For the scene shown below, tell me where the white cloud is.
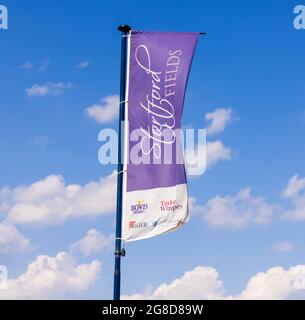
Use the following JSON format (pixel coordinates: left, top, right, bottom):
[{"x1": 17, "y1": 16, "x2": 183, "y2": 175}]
[
  {"x1": 38, "y1": 59, "x2": 50, "y2": 72},
  {"x1": 76, "y1": 61, "x2": 90, "y2": 69},
  {"x1": 283, "y1": 200, "x2": 305, "y2": 221},
  {"x1": 1, "y1": 174, "x2": 116, "y2": 226},
  {"x1": 185, "y1": 107, "x2": 233, "y2": 175},
  {"x1": 282, "y1": 175, "x2": 305, "y2": 221},
  {"x1": 206, "y1": 108, "x2": 233, "y2": 135},
  {"x1": 282, "y1": 175, "x2": 305, "y2": 199},
  {"x1": 193, "y1": 188, "x2": 275, "y2": 229},
  {"x1": 0, "y1": 251, "x2": 101, "y2": 299},
  {"x1": 185, "y1": 140, "x2": 231, "y2": 176},
  {"x1": 71, "y1": 229, "x2": 113, "y2": 256},
  {"x1": 188, "y1": 196, "x2": 201, "y2": 213},
  {"x1": 237, "y1": 265, "x2": 305, "y2": 299},
  {"x1": 206, "y1": 140, "x2": 232, "y2": 168},
  {"x1": 20, "y1": 60, "x2": 50, "y2": 72},
  {"x1": 20, "y1": 61, "x2": 34, "y2": 70},
  {"x1": 0, "y1": 187, "x2": 10, "y2": 212},
  {"x1": 123, "y1": 266, "x2": 226, "y2": 300},
  {"x1": 86, "y1": 95, "x2": 120, "y2": 123},
  {"x1": 272, "y1": 241, "x2": 293, "y2": 253},
  {"x1": 0, "y1": 223, "x2": 30, "y2": 254},
  {"x1": 26, "y1": 84, "x2": 48, "y2": 96},
  {"x1": 123, "y1": 264, "x2": 305, "y2": 300},
  {"x1": 26, "y1": 82, "x2": 73, "y2": 97}
]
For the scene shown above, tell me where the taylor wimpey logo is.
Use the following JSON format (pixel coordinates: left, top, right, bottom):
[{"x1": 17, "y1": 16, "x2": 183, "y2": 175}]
[
  {"x1": 135, "y1": 45, "x2": 182, "y2": 159},
  {"x1": 131, "y1": 200, "x2": 149, "y2": 214},
  {"x1": 129, "y1": 221, "x2": 148, "y2": 229},
  {"x1": 294, "y1": 5, "x2": 305, "y2": 29},
  {"x1": 0, "y1": 4, "x2": 8, "y2": 30},
  {"x1": 160, "y1": 199, "x2": 183, "y2": 212}
]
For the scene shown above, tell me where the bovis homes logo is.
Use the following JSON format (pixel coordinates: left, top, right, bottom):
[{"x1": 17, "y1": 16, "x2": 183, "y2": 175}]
[
  {"x1": 0, "y1": 5, "x2": 8, "y2": 30},
  {"x1": 131, "y1": 200, "x2": 149, "y2": 214}
]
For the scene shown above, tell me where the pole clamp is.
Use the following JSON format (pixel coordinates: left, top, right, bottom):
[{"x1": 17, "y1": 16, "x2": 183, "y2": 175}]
[
  {"x1": 114, "y1": 248, "x2": 126, "y2": 257},
  {"x1": 114, "y1": 238, "x2": 126, "y2": 257}
]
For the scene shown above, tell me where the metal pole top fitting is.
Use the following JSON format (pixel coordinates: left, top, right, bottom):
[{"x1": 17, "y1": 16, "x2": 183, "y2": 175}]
[{"x1": 118, "y1": 25, "x2": 132, "y2": 33}]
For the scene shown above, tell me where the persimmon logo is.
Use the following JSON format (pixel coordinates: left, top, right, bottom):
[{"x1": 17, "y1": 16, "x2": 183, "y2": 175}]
[
  {"x1": 0, "y1": 5, "x2": 8, "y2": 30},
  {"x1": 294, "y1": 5, "x2": 305, "y2": 29}
]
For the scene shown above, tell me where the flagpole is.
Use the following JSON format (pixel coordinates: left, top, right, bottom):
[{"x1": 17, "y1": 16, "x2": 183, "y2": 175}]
[{"x1": 113, "y1": 24, "x2": 131, "y2": 301}]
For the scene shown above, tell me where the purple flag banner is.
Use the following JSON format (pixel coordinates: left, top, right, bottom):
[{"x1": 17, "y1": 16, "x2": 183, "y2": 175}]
[{"x1": 122, "y1": 31, "x2": 199, "y2": 242}]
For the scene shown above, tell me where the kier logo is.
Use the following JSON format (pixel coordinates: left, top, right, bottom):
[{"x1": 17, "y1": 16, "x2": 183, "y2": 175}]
[
  {"x1": 129, "y1": 221, "x2": 136, "y2": 229},
  {"x1": 129, "y1": 221, "x2": 148, "y2": 229}
]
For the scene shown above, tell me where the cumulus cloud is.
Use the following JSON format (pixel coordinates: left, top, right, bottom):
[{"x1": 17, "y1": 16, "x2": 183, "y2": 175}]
[
  {"x1": 123, "y1": 266, "x2": 226, "y2": 300},
  {"x1": 71, "y1": 229, "x2": 113, "y2": 256},
  {"x1": 0, "y1": 223, "x2": 31, "y2": 254},
  {"x1": 1, "y1": 174, "x2": 116, "y2": 226},
  {"x1": 272, "y1": 241, "x2": 293, "y2": 253},
  {"x1": 206, "y1": 141, "x2": 232, "y2": 168},
  {"x1": 282, "y1": 175, "x2": 305, "y2": 221},
  {"x1": 123, "y1": 264, "x2": 305, "y2": 300},
  {"x1": 206, "y1": 108, "x2": 233, "y2": 135},
  {"x1": 0, "y1": 251, "x2": 101, "y2": 299},
  {"x1": 185, "y1": 108, "x2": 234, "y2": 175},
  {"x1": 86, "y1": 95, "x2": 119, "y2": 123},
  {"x1": 0, "y1": 187, "x2": 10, "y2": 212},
  {"x1": 185, "y1": 139, "x2": 231, "y2": 176},
  {"x1": 192, "y1": 188, "x2": 275, "y2": 229},
  {"x1": 26, "y1": 82, "x2": 73, "y2": 97},
  {"x1": 282, "y1": 175, "x2": 305, "y2": 199},
  {"x1": 237, "y1": 265, "x2": 305, "y2": 299},
  {"x1": 76, "y1": 61, "x2": 90, "y2": 69}
]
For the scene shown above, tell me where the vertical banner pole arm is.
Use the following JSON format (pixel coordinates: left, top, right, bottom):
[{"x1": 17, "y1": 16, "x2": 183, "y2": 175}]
[{"x1": 113, "y1": 24, "x2": 131, "y2": 301}]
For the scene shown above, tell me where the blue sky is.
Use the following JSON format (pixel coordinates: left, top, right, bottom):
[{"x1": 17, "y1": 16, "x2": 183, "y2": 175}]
[{"x1": 1, "y1": 0, "x2": 305, "y2": 299}]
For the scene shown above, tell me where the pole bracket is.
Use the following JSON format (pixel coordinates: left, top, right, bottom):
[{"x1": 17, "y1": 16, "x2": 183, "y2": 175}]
[
  {"x1": 114, "y1": 248, "x2": 126, "y2": 257},
  {"x1": 114, "y1": 238, "x2": 126, "y2": 257}
]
